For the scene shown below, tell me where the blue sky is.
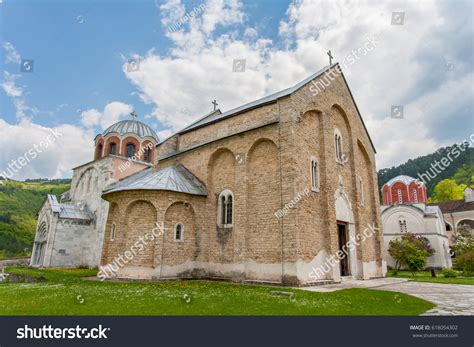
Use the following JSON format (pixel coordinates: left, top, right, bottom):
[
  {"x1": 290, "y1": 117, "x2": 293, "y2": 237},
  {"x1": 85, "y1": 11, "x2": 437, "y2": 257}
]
[{"x1": 0, "y1": 0, "x2": 473, "y2": 179}]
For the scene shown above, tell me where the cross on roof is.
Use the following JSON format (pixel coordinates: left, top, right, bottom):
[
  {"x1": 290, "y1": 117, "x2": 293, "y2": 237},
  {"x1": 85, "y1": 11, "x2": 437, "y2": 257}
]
[
  {"x1": 212, "y1": 100, "x2": 218, "y2": 111},
  {"x1": 327, "y1": 50, "x2": 333, "y2": 65},
  {"x1": 130, "y1": 111, "x2": 137, "y2": 120}
]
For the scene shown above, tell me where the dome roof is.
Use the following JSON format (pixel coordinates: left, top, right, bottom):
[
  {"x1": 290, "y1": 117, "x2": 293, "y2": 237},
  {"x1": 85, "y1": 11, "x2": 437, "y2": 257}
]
[
  {"x1": 385, "y1": 175, "x2": 418, "y2": 186},
  {"x1": 102, "y1": 120, "x2": 159, "y2": 142}
]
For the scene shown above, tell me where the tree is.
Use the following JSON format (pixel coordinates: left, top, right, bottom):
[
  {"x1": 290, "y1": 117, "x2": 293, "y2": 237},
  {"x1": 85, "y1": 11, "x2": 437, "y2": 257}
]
[
  {"x1": 388, "y1": 232, "x2": 435, "y2": 275},
  {"x1": 431, "y1": 179, "x2": 467, "y2": 202},
  {"x1": 452, "y1": 226, "x2": 474, "y2": 275},
  {"x1": 453, "y1": 164, "x2": 474, "y2": 187}
]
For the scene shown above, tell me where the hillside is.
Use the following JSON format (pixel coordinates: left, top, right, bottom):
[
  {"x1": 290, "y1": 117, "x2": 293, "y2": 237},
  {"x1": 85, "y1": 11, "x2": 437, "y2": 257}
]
[
  {"x1": 0, "y1": 180, "x2": 70, "y2": 259},
  {"x1": 377, "y1": 144, "x2": 473, "y2": 194}
]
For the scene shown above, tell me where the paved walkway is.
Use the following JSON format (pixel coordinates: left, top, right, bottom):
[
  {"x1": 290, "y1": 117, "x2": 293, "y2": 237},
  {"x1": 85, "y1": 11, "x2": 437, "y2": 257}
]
[{"x1": 301, "y1": 278, "x2": 474, "y2": 315}]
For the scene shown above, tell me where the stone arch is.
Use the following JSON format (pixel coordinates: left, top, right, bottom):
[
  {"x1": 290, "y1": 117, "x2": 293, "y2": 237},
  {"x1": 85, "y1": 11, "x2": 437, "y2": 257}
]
[
  {"x1": 456, "y1": 219, "x2": 474, "y2": 230},
  {"x1": 95, "y1": 138, "x2": 104, "y2": 160},
  {"x1": 161, "y1": 201, "x2": 197, "y2": 268},
  {"x1": 105, "y1": 136, "x2": 121, "y2": 156},
  {"x1": 32, "y1": 221, "x2": 48, "y2": 266},
  {"x1": 141, "y1": 140, "x2": 154, "y2": 162},
  {"x1": 122, "y1": 136, "x2": 140, "y2": 159},
  {"x1": 207, "y1": 148, "x2": 236, "y2": 263},
  {"x1": 124, "y1": 200, "x2": 157, "y2": 267},
  {"x1": 246, "y1": 138, "x2": 281, "y2": 266},
  {"x1": 74, "y1": 167, "x2": 98, "y2": 199}
]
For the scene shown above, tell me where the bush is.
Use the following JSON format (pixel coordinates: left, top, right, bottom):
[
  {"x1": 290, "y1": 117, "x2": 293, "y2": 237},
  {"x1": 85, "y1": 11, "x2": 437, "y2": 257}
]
[
  {"x1": 452, "y1": 227, "x2": 474, "y2": 276},
  {"x1": 441, "y1": 268, "x2": 458, "y2": 278},
  {"x1": 388, "y1": 232, "x2": 435, "y2": 274}
]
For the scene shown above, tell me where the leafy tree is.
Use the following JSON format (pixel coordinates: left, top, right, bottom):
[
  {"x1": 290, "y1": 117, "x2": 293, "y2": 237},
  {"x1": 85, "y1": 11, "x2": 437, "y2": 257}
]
[
  {"x1": 452, "y1": 226, "x2": 474, "y2": 275},
  {"x1": 431, "y1": 179, "x2": 466, "y2": 202},
  {"x1": 388, "y1": 232, "x2": 435, "y2": 275},
  {"x1": 453, "y1": 164, "x2": 474, "y2": 186}
]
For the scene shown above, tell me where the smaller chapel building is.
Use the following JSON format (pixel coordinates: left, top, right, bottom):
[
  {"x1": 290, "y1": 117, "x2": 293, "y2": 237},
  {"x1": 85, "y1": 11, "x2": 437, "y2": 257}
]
[{"x1": 381, "y1": 175, "x2": 452, "y2": 269}]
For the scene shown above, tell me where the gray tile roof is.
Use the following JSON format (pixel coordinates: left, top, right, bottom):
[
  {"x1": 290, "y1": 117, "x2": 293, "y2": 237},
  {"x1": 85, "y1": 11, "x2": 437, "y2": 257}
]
[
  {"x1": 102, "y1": 164, "x2": 208, "y2": 196},
  {"x1": 47, "y1": 194, "x2": 94, "y2": 220}
]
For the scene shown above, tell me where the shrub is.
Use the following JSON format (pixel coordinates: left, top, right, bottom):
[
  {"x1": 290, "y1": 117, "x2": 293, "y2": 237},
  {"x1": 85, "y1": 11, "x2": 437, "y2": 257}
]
[
  {"x1": 441, "y1": 268, "x2": 458, "y2": 278},
  {"x1": 452, "y1": 227, "x2": 474, "y2": 276},
  {"x1": 388, "y1": 232, "x2": 435, "y2": 274}
]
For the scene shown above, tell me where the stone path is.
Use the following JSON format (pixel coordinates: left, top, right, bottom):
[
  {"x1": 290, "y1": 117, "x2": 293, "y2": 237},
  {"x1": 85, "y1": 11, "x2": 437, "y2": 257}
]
[{"x1": 301, "y1": 278, "x2": 474, "y2": 315}]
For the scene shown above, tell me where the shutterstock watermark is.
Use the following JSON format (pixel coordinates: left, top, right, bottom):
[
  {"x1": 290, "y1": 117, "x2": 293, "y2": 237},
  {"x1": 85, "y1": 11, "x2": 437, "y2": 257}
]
[
  {"x1": 415, "y1": 133, "x2": 474, "y2": 187},
  {"x1": 308, "y1": 222, "x2": 379, "y2": 281},
  {"x1": 117, "y1": 142, "x2": 154, "y2": 173},
  {"x1": 0, "y1": 128, "x2": 62, "y2": 184},
  {"x1": 275, "y1": 188, "x2": 310, "y2": 219},
  {"x1": 167, "y1": 4, "x2": 206, "y2": 33},
  {"x1": 309, "y1": 35, "x2": 379, "y2": 96},
  {"x1": 17, "y1": 324, "x2": 109, "y2": 339},
  {"x1": 98, "y1": 222, "x2": 166, "y2": 280}
]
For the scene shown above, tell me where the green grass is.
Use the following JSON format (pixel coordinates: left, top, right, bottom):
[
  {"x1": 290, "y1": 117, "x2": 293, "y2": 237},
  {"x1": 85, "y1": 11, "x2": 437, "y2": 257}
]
[
  {"x1": 388, "y1": 270, "x2": 474, "y2": 285},
  {"x1": 0, "y1": 267, "x2": 435, "y2": 315}
]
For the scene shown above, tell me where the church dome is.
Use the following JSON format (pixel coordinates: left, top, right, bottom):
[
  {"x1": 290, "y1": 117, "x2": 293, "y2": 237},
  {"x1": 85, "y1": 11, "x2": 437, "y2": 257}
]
[
  {"x1": 102, "y1": 120, "x2": 159, "y2": 142},
  {"x1": 385, "y1": 175, "x2": 417, "y2": 186}
]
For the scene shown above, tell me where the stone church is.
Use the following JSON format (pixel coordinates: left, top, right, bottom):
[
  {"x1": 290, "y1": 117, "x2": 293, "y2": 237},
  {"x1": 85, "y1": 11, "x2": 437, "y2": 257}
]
[{"x1": 98, "y1": 63, "x2": 387, "y2": 285}]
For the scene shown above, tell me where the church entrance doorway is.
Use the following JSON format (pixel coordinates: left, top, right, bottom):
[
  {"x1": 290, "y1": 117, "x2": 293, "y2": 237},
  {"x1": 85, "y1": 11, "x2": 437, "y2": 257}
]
[{"x1": 337, "y1": 223, "x2": 350, "y2": 276}]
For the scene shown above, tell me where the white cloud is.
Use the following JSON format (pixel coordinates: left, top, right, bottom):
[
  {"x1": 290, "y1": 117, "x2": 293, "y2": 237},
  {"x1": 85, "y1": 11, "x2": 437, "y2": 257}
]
[
  {"x1": 124, "y1": 0, "x2": 471, "y2": 169},
  {"x1": 1, "y1": 72, "x2": 22, "y2": 97},
  {"x1": 0, "y1": 118, "x2": 93, "y2": 180},
  {"x1": 80, "y1": 102, "x2": 133, "y2": 130},
  {"x1": 2, "y1": 42, "x2": 21, "y2": 65}
]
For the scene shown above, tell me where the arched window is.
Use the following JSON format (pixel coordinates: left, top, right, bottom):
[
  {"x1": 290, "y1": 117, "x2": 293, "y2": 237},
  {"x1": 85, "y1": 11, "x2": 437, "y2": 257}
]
[
  {"x1": 144, "y1": 148, "x2": 151, "y2": 162},
  {"x1": 445, "y1": 223, "x2": 452, "y2": 231},
  {"x1": 109, "y1": 143, "x2": 117, "y2": 155},
  {"x1": 334, "y1": 129, "x2": 343, "y2": 163},
  {"x1": 125, "y1": 143, "x2": 135, "y2": 158},
  {"x1": 397, "y1": 189, "x2": 403, "y2": 204},
  {"x1": 310, "y1": 158, "x2": 319, "y2": 191},
  {"x1": 399, "y1": 219, "x2": 407, "y2": 233},
  {"x1": 110, "y1": 224, "x2": 116, "y2": 241},
  {"x1": 174, "y1": 223, "x2": 184, "y2": 241},
  {"x1": 218, "y1": 190, "x2": 234, "y2": 226}
]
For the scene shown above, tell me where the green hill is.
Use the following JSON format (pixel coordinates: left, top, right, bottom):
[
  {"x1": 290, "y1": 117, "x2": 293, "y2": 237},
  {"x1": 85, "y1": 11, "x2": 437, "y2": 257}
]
[
  {"x1": 0, "y1": 180, "x2": 70, "y2": 259},
  {"x1": 377, "y1": 144, "x2": 473, "y2": 194}
]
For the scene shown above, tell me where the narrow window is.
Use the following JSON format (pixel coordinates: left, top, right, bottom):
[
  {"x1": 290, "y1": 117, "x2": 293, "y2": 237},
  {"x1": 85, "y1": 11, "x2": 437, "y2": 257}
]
[
  {"x1": 144, "y1": 148, "x2": 151, "y2": 162},
  {"x1": 413, "y1": 188, "x2": 418, "y2": 202},
  {"x1": 111, "y1": 224, "x2": 116, "y2": 241},
  {"x1": 399, "y1": 220, "x2": 407, "y2": 233},
  {"x1": 334, "y1": 130, "x2": 343, "y2": 163},
  {"x1": 110, "y1": 143, "x2": 117, "y2": 155},
  {"x1": 174, "y1": 223, "x2": 184, "y2": 241},
  {"x1": 221, "y1": 195, "x2": 226, "y2": 225},
  {"x1": 397, "y1": 189, "x2": 403, "y2": 204},
  {"x1": 311, "y1": 159, "x2": 319, "y2": 191},
  {"x1": 226, "y1": 195, "x2": 233, "y2": 224},
  {"x1": 218, "y1": 190, "x2": 234, "y2": 227},
  {"x1": 126, "y1": 143, "x2": 135, "y2": 158}
]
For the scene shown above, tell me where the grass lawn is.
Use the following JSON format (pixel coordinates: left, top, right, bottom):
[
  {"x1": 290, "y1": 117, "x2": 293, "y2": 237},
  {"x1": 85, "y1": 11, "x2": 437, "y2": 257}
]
[
  {"x1": 388, "y1": 270, "x2": 474, "y2": 285},
  {"x1": 0, "y1": 267, "x2": 435, "y2": 316}
]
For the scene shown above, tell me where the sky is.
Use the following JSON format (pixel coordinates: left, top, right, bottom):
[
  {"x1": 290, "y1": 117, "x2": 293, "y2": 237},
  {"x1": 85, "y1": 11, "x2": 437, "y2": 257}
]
[{"x1": 0, "y1": 0, "x2": 472, "y2": 180}]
